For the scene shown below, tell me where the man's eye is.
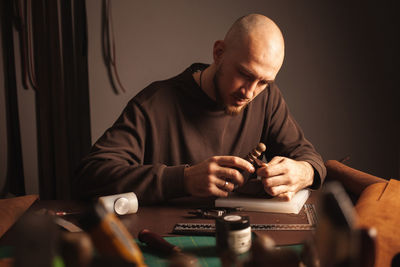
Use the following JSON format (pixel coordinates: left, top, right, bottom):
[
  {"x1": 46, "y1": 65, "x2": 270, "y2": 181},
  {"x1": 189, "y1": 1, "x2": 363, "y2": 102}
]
[{"x1": 258, "y1": 80, "x2": 268, "y2": 86}]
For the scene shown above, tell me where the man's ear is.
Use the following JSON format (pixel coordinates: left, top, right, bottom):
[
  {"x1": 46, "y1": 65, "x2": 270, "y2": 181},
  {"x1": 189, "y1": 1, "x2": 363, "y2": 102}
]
[{"x1": 213, "y1": 40, "x2": 225, "y2": 63}]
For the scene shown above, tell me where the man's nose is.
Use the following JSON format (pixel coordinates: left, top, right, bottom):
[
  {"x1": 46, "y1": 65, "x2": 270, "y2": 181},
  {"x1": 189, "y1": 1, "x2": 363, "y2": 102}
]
[{"x1": 242, "y1": 81, "x2": 258, "y2": 99}]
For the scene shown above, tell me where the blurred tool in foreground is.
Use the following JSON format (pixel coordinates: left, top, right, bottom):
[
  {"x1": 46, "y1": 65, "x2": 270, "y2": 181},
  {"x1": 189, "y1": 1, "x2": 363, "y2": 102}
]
[
  {"x1": 301, "y1": 181, "x2": 376, "y2": 267},
  {"x1": 138, "y1": 229, "x2": 199, "y2": 267},
  {"x1": 79, "y1": 203, "x2": 146, "y2": 266}
]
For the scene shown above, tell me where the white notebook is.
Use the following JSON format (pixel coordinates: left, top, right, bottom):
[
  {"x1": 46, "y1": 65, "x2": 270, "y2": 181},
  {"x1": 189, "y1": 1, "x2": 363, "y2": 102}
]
[{"x1": 215, "y1": 189, "x2": 310, "y2": 214}]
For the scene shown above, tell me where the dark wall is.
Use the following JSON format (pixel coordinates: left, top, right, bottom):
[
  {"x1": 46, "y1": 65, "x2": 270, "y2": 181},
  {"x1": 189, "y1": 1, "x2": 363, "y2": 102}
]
[{"x1": 86, "y1": 0, "x2": 398, "y2": 179}]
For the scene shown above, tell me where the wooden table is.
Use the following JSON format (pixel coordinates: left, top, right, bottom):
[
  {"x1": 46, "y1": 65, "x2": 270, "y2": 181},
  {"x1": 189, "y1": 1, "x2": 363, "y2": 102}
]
[{"x1": 1, "y1": 194, "x2": 316, "y2": 246}]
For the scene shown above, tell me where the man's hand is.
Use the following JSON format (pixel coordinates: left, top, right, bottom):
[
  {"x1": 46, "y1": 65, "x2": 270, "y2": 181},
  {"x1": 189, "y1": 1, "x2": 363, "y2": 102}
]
[
  {"x1": 257, "y1": 156, "x2": 314, "y2": 201},
  {"x1": 184, "y1": 156, "x2": 255, "y2": 197}
]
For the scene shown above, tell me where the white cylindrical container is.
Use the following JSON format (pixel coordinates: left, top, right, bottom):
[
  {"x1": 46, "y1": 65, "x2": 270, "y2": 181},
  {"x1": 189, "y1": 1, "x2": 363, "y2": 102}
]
[{"x1": 98, "y1": 192, "x2": 138, "y2": 215}]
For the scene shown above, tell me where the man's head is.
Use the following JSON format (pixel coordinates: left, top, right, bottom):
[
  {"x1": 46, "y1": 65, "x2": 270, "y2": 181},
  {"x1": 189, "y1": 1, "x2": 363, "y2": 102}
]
[{"x1": 209, "y1": 14, "x2": 285, "y2": 115}]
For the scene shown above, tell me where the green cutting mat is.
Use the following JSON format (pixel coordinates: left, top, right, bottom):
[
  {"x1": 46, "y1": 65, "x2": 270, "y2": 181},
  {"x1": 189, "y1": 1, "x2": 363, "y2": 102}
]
[
  {"x1": 0, "y1": 236, "x2": 303, "y2": 267},
  {"x1": 139, "y1": 236, "x2": 220, "y2": 266},
  {"x1": 138, "y1": 236, "x2": 303, "y2": 267}
]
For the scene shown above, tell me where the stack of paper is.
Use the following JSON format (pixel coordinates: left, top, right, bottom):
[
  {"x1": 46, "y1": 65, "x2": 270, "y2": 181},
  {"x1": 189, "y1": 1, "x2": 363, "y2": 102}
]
[{"x1": 215, "y1": 189, "x2": 310, "y2": 214}]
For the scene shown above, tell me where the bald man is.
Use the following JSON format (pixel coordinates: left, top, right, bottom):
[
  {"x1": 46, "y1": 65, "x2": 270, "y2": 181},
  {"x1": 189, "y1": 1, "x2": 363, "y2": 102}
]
[{"x1": 74, "y1": 14, "x2": 326, "y2": 204}]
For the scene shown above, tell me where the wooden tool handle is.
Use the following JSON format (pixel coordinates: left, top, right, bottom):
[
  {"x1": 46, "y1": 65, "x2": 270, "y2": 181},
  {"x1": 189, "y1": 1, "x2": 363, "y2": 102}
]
[{"x1": 138, "y1": 229, "x2": 181, "y2": 255}]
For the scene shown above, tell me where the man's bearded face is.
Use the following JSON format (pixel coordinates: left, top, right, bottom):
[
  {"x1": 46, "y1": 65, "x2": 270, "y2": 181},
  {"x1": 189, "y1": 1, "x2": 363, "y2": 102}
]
[{"x1": 213, "y1": 64, "x2": 251, "y2": 116}]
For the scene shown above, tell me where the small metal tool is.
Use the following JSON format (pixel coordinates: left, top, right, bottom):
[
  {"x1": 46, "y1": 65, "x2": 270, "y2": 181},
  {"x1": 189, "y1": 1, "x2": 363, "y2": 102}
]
[{"x1": 188, "y1": 207, "x2": 243, "y2": 219}]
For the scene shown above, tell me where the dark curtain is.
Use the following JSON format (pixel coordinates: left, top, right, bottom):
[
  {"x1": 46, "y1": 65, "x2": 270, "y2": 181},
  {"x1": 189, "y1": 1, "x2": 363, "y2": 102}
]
[
  {"x1": 1, "y1": 0, "x2": 26, "y2": 197},
  {"x1": 32, "y1": 0, "x2": 91, "y2": 199},
  {"x1": 1, "y1": 0, "x2": 91, "y2": 199}
]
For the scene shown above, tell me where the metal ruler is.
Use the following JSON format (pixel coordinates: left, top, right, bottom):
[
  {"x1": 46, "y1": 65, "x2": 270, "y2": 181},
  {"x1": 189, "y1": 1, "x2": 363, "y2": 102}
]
[{"x1": 172, "y1": 204, "x2": 317, "y2": 235}]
